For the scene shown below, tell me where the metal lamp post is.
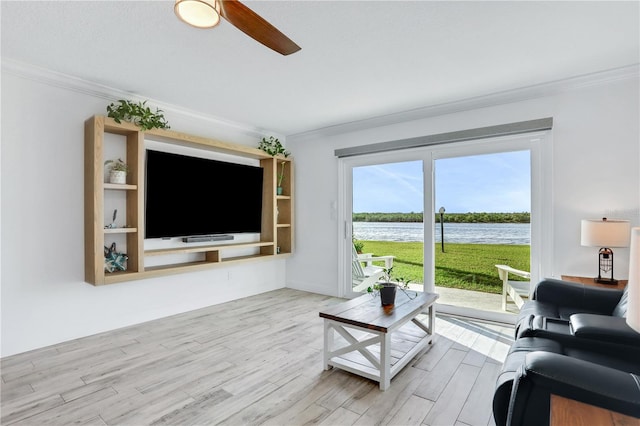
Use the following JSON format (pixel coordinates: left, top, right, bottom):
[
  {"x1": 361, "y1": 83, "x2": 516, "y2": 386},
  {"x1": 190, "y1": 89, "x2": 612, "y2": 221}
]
[{"x1": 439, "y1": 207, "x2": 446, "y2": 253}]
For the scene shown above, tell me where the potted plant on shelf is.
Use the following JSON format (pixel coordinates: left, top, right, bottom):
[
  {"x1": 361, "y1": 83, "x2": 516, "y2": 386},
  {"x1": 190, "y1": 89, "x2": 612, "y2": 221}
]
[
  {"x1": 258, "y1": 136, "x2": 290, "y2": 157},
  {"x1": 277, "y1": 161, "x2": 287, "y2": 195},
  {"x1": 106, "y1": 99, "x2": 170, "y2": 131},
  {"x1": 104, "y1": 158, "x2": 129, "y2": 184},
  {"x1": 258, "y1": 136, "x2": 291, "y2": 195}
]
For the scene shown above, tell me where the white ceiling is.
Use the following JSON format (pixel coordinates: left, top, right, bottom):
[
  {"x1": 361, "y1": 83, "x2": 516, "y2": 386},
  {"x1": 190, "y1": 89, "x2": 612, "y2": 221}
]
[{"x1": 2, "y1": 1, "x2": 639, "y2": 136}]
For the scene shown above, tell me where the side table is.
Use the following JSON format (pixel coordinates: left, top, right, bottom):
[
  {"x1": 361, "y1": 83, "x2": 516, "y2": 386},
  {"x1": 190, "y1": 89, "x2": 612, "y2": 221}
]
[
  {"x1": 561, "y1": 275, "x2": 627, "y2": 290},
  {"x1": 550, "y1": 394, "x2": 639, "y2": 425}
]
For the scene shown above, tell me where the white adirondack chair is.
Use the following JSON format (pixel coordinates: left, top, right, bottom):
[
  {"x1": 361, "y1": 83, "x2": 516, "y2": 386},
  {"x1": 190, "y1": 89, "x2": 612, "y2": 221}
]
[
  {"x1": 495, "y1": 264, "x2": 530, "y2": 310},
  {"x1": 352, "y1": 257, "x2": 384, "y2": 292},
  {"x1": 352, "y1": 244, "x2": 395, "y2": 276},
  {"x1": 351, "y1": 244, "x2": 394, "y2": 292}
]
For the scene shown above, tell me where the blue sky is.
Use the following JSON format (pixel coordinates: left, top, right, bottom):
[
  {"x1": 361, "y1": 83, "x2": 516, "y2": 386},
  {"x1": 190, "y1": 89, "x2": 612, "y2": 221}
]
[{"x1": 352, "y1": 150, "x2": 531, "y2": 213}]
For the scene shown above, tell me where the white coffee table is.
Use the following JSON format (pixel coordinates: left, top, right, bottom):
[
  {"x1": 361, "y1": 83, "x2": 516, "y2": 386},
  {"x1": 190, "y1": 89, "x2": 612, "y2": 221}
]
[{"x1": 319, "y1": 290, "x2": 438, "y2": 390}]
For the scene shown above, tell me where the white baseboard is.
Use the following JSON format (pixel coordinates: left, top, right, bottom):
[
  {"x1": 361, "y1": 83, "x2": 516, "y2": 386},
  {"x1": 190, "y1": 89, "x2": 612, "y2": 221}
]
[{"x1": 286, "y1": 279, "x2": 337, "y2": 297}]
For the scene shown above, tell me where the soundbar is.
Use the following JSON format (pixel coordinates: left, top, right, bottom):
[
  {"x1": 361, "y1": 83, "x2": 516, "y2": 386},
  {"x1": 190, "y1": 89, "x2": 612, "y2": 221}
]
[{"x1": 182, "y1": 235, "x2": 234, "y2": 243}]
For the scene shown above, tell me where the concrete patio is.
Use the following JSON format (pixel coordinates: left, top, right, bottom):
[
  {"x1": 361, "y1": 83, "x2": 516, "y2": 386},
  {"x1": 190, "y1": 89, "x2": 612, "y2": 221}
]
[
  {"x1": 435, "y1": 285, "x2": 522, "y2": 315},
  {"x1": 404, "y1": 283, "x2": 523, "y2": 316}
]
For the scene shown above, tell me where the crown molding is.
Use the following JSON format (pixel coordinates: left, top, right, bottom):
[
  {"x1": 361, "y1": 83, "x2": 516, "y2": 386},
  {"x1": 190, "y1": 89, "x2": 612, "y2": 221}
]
[
  {"x1": 1, "y1": 58, "x2": 275, "y2": 140},
  {"x1": 289, "y1": 64, "x2": 640, "y2": 142}
]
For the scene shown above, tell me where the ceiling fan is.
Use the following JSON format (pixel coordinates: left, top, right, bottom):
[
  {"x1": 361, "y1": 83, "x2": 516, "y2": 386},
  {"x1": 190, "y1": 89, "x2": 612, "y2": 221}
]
[{"x1": 174, "y1": 0, "x2": 301, "y2": 56}]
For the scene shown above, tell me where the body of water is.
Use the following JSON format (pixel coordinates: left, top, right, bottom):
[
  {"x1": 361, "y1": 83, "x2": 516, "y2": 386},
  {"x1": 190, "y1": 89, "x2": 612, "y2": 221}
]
[{"x1": 353, "y1": 222, "x2": 530, "y2": 245}]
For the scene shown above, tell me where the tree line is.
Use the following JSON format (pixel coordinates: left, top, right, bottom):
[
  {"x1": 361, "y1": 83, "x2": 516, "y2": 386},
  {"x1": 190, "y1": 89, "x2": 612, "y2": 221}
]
[{"x1": 352, "y1": 212, "x2": 530, "y2": 223}]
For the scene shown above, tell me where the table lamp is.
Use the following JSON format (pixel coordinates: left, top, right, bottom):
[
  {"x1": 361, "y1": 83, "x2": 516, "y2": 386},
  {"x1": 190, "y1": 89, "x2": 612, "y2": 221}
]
[
  {"x1": 580, "y1": 218, "x2": 630, "y2": 284},
  {"x1": 627, "y1": 227, "x2": 639, "y2": 333}
]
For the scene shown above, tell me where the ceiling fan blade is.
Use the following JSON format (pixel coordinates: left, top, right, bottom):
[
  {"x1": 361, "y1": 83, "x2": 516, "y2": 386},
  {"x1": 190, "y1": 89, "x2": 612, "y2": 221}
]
[{"x1": 220, "y1": 0, "x2": 301, "y2": 56}]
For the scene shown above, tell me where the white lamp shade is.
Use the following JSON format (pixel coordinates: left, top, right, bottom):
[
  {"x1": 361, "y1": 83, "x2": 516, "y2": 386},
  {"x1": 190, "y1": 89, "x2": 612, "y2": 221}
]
[
  {"x1": 175, "y1": 0, "x2": 221, "y2": 28},
  {"x1": 627, "y1": 227, "x2": 640, "y2": 333},
  {"x1": 581, "y1": 219, "x2": 631, "y2": 247}
]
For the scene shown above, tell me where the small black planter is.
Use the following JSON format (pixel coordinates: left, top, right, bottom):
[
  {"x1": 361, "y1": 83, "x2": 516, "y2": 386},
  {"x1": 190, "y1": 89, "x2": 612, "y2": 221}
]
[{"x1": 379, "y1": 284, "x2": 397, "y2": 306}]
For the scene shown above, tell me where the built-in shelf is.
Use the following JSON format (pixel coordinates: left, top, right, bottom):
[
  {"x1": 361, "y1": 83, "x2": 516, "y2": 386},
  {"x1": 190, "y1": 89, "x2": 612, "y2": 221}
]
[
  {"x1": 104, "y1": 183, "x2": 137, "y2": 190},
  {"x1": 104, "y1": 228, "x2": 137, "y2": 234},
  {"x1": 145, "y1": 241, "x2": 275, "y2": 257},
  {"x1": 84, "y1": 115, "x2": 294, "y2": 285}
]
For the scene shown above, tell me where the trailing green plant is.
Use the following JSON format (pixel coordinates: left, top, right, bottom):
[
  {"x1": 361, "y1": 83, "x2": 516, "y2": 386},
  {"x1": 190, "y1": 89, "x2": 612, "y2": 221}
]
[
  {"x1": 380, "y1": 267, "x2": 394, "y2": 284},
  {"x1": 104, "y1": 158, "x2": 129, "y2": 173},
  {"x1": 395, "y1": 275, "x2": 413, "y2": 290},
  {"x1": 258, "y1": 136, "x2": 290, "y2": 157},
  {"x1": 106, "y1": 99, "x2": 170, "y2": 131},
  {"x1": 367, "y1": 267, "x2": 394, "y2": 293}
]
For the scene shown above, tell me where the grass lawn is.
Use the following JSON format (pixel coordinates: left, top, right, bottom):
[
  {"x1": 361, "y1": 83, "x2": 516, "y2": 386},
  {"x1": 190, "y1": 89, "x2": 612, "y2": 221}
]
[{"x1": 360, "y1": 240, "x2": 530, "y2": 294}]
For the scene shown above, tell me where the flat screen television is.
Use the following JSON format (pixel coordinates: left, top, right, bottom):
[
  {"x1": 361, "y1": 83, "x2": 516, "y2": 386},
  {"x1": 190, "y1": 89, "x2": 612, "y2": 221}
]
[{"x1": 145, "y1": 149, "x2": 263, "y2": 239}]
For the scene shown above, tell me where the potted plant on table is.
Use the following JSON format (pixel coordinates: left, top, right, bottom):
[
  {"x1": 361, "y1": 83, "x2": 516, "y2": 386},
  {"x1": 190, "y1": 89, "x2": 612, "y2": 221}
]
[
  {"x1": 367, "y1": 267, "x2": 397, "y2": 306},
  {"x1": 367, "y1": 267, "x2": 416, "y2": 306},
  {"x1": 104, "y1": 158, "x2": 129, "y2": 184}
]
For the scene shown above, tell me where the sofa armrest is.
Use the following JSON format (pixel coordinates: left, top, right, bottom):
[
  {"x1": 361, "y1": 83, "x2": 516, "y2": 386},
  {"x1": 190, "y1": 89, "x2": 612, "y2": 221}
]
[
  {"x1": 533, "y1": 278, "x2": 623, "y2": 314},
  {"x1": 507, "y1": 351, "x2": 640, "y2": 426},
  {"x1": 570, "y1": 314, "x2": 640, "y2": 347}
]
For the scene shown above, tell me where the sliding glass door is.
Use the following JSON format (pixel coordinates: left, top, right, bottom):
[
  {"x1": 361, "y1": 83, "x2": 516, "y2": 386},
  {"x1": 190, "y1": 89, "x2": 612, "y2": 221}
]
[
  {"x1": 351, "y1": 161, "x2": 424, "y2": 294},
  {"x1": 433, "y1": 150, "x2": 531, "y2": 316},
  {"x1": 340, "y1": 150, "x2": 429, "y2": 299},
  {"x1": 339, "y1": 132, "x2": 550, "y2": 323}
]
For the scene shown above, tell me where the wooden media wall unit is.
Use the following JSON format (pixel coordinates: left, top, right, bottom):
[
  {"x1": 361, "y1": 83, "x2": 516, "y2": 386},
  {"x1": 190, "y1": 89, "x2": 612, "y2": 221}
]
[{"x1": 84, "y1": 115, "x2": 294, "y2": 285}]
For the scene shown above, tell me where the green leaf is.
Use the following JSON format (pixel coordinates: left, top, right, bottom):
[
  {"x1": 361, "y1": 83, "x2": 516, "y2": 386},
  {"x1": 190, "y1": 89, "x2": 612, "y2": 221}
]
[{"x1": 106, "y1": 99, "x2": 170, "y2": 131}]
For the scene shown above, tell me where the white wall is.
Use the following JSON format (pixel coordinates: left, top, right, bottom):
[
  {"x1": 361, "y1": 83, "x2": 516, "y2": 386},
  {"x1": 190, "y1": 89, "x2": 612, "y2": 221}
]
[
  {"x1": 2, "y1": 64, "x2": 638, "y2": 357},
  {"x1": 287, "y1": 71, "x2": 640, "y2": 297},
  {"x1": 0, "y1": 65, "x2": 287, "y2": 357}
]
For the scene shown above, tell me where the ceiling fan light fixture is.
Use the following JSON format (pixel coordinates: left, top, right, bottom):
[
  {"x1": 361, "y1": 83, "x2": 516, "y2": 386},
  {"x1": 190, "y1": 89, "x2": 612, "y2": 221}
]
[{"x1": 175, "y1": 0, "x2": 221, "y2": 29}]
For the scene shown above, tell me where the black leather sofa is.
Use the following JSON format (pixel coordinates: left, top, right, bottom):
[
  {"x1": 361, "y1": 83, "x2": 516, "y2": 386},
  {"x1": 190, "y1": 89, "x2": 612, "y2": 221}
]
[
  {"x1": 514, "y1": 278, "x2": 627, "y2": 332},
  {"x1": 507, "y1": 351, "x2": 640, "y2": 426},
  {"x1": 514, "y1": 278, "x2": 638, "y2": 345},
  {"x1": 492, "y1": 278, "x2": 640, "y2": 426}
]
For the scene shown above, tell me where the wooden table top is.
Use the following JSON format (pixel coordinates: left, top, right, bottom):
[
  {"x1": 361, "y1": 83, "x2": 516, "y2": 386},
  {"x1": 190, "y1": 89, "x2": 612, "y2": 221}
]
[
  {"x1": 561, "y1": 275, "x2": 628, "y2": 290},
  {"x1": 550, "y1": 394, "x2": 640, "y2": 425},
  {"x1": 319, "y1": 290, "x2": 439, "y2": 333}
]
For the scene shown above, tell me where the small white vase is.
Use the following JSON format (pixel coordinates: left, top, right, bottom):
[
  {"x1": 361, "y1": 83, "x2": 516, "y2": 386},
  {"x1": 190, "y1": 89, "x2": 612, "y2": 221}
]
[{"x1": 109, "y1": 170, "x2": 126, "y2": 184}]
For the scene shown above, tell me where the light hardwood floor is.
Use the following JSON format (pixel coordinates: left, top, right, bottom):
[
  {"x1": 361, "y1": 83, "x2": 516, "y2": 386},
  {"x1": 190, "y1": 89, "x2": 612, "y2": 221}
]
[{"x1": 1, "y1": 288, "x2": 514, "y2": 426}]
